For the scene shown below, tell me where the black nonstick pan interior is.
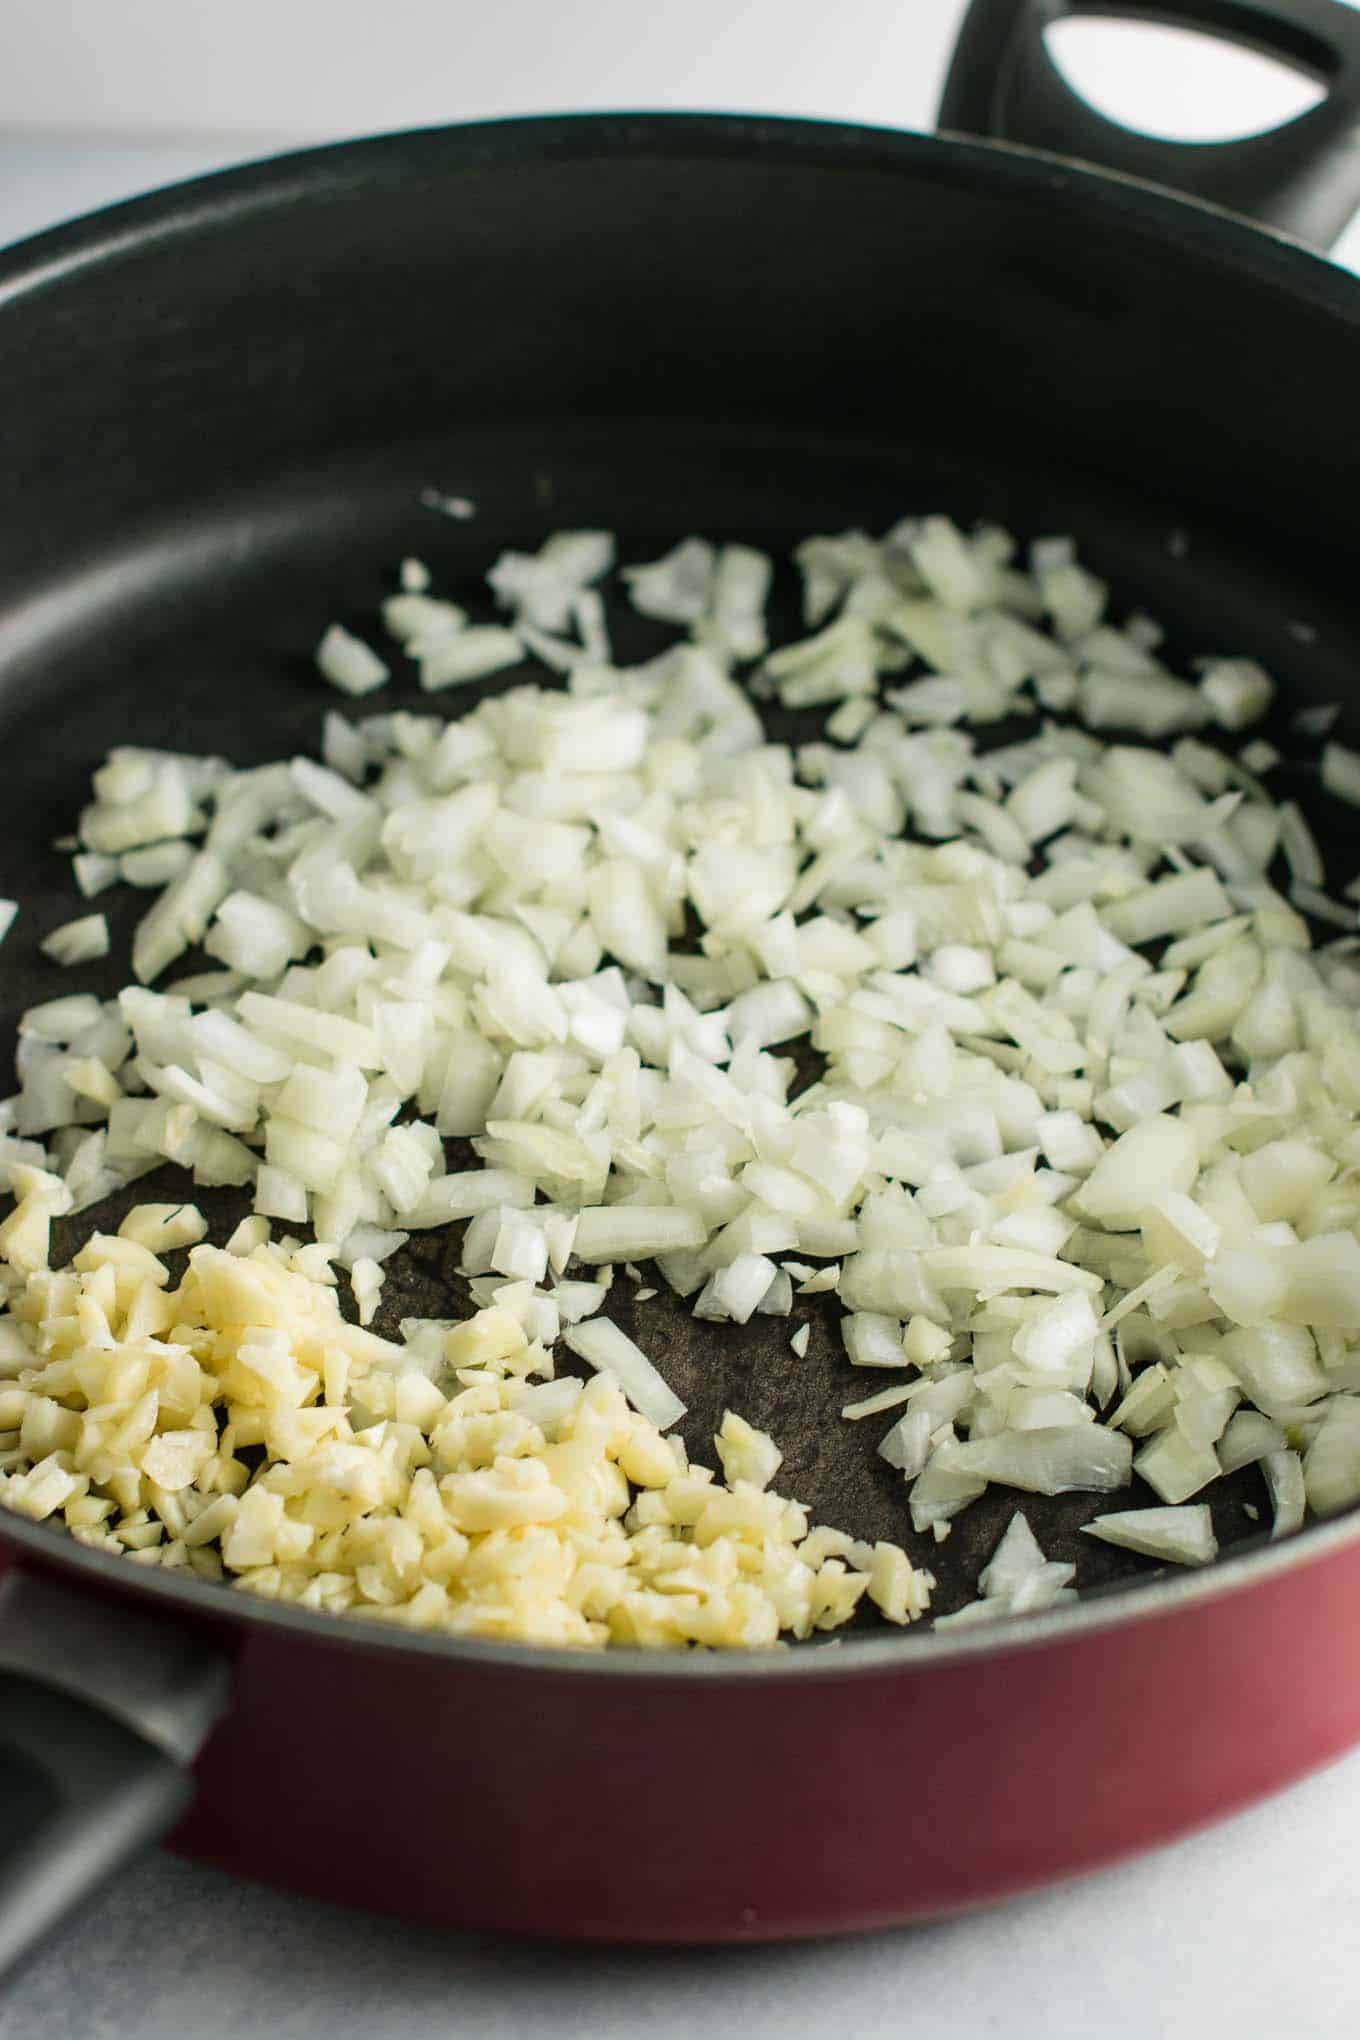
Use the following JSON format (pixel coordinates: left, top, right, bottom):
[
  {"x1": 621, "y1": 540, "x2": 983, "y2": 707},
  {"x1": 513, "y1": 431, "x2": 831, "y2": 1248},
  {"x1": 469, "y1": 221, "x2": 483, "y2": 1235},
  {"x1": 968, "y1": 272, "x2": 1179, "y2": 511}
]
[
  {"x1": 3, "y1": 417, "x2": 1358, "y2": 1624},
  {"x1": 2, "y1": 123, "x2": 1359, "y2": 1627}
]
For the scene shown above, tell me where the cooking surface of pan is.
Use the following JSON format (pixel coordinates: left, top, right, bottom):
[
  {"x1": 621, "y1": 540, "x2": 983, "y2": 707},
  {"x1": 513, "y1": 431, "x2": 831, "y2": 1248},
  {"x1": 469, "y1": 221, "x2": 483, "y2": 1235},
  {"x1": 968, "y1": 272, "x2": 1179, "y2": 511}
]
[{"x1": 2, "y1": 409, "x2": 1358, "y2": 1634}]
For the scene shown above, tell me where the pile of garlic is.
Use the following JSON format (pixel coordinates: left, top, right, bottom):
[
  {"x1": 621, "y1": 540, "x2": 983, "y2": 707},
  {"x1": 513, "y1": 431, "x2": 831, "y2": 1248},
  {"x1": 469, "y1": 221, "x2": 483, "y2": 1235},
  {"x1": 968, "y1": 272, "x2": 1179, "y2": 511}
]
[{"x1": 0, "y1": 1182, "x2": 930, "y2": 1646}]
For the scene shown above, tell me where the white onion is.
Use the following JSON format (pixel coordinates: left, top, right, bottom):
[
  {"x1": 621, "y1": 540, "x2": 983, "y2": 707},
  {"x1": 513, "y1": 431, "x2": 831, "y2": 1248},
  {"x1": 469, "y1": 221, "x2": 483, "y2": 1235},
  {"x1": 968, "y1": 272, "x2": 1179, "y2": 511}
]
[
  {"x1": 11, "y1": 512, "x2": 1360, "y2": 1635},
  {"x1": 945, "y1": 1425, "x2": 1132, "y2": 1496},
  {"x1": 316, "y1": 623, "x2": 389, "y2": 697},
  {"x1": 41, "y1": 914, "x2": 110, "y2": 967},
  {"x1": 563, "y1": 1317, "x2": 686, "y2": 1431},
  {"x1": 1084, "y1": 1504, "x2": 1216, "y2": 1565},
  {"x1": 1323, "y1": 741, "x2": 1360, "y2": 807},
  {"x1": 1262, "y1": 1449, "x2": 1306, "y2": 1538}
]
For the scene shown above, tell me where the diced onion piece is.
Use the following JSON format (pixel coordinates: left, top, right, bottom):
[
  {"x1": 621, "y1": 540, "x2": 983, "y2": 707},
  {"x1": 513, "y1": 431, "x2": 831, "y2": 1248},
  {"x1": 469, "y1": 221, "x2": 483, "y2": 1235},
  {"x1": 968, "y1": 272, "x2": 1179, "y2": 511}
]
[
  {"x1": 41, "y1": 914, "x2": 109, "y2": 966},
  {"x1": 1084, "y1": 1504, "x2": 1216, "y2": 1565},
  {"x1": 571, "y1": 1206, "x2": 706, "y2": 1263},
  {"x1": 945, "y1": 1425, "x2": 1132, "y2": 1496},
  {"x1": 1322, "y1": 741, "x2": 1360, "y2": 808},
  {"x1": 1262, "y1": 1449, "x2": 1305, "y2": 1539},
  {"x1": 1134, "y1": 1427, "x2": 1220, "y2": 1505},
  {"x1": 1078, "y1": 1117, "x2": 1198, "y2": 1230},
  {"x1": 563, "y1": 1318, "x2": 686, "y2": 1430},
  {"x1": 1198, "y1": 659, "x2": 1273, "y2": 730},
  {"x1": 317, "y1": 623, "x2": 389, "y2": 696},
  {"x1": 977, "y1": 1511, "x2": 1048, "y2": 1598},
  {"x1": 418, "y1": 627, "x2": 521, "y2": 691},
  {"x1": 1304, "y1": 1397, "x2": 1360, "y2": 1517}
]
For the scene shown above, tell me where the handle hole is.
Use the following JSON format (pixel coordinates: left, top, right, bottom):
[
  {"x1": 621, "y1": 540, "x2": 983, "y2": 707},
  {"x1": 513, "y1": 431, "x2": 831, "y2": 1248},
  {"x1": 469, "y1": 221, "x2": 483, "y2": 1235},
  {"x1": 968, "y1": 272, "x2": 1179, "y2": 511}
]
[{"x1": 1045, "y1": 14, "x2": 1327, "y2": 141}]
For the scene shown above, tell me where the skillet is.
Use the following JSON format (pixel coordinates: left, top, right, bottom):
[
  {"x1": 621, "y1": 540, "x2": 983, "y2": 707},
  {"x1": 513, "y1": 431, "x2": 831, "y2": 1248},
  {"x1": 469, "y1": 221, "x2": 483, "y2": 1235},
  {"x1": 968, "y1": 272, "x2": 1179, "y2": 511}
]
[{"x1": 3, "y1": 0, "x2": 1360, "y2": 1965}]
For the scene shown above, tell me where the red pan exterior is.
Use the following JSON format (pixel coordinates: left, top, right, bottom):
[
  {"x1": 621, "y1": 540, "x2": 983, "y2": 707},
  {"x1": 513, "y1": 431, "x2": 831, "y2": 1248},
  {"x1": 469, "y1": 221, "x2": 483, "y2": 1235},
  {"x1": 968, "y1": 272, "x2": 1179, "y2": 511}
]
[{"x1": 123, "y1": 1529, "x2": 1359, "y2": 1939}]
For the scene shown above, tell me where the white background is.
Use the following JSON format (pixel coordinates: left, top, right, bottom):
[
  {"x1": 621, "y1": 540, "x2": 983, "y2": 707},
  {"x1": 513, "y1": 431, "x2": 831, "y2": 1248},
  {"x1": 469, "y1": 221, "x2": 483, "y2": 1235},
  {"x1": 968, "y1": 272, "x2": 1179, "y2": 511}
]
[
  {"x1": 0, "y1": 0, "x2": 1350, "y2": 150},
  {"x1": 2, "y1": 4, "x2": 1360, "y2": 2037}
]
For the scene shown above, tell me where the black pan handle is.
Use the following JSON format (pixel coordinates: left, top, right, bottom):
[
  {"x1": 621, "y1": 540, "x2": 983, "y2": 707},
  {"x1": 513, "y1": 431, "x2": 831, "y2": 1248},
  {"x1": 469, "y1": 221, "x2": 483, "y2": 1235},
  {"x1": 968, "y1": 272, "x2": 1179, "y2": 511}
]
[
  {"x1": 938, "y1": 0, "x2": 1360, "y2": 247},
  {"x1": 0, "y1": 1567, "x2": 229, "y2": 1977}
]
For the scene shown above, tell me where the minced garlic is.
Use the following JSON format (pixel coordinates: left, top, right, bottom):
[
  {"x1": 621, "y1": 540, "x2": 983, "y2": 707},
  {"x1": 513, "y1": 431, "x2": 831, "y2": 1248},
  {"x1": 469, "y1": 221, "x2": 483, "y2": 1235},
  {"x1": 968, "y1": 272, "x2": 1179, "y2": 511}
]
[{"x1": 0, "y1": 1190, "x2": 932, "y2": 1649}]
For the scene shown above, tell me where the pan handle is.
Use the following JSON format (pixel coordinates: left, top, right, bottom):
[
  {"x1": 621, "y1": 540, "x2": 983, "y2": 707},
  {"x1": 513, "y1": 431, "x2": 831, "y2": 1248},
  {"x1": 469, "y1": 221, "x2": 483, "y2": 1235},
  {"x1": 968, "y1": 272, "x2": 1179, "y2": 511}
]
[
  {"x1": 937, "y1": 0, "x2": 1360, "y2": 248},
  {"x1": 0, "y1": 1566, "x2": 229, "y2": 1977}
]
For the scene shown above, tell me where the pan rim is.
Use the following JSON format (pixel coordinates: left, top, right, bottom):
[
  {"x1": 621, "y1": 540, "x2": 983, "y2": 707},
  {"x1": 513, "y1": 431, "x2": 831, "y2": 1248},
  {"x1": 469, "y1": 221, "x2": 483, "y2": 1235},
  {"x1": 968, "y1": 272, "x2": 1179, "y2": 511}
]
[
  {"x1": 1, "y1": 107, "x2": 1359, "y2": 322},
  {"x1": 1, "y1": 106, "x2": 1358, "y2": 1680},
  {"x1": 3, "y1": 1494, "x2": 1357, "y2": 1683}
]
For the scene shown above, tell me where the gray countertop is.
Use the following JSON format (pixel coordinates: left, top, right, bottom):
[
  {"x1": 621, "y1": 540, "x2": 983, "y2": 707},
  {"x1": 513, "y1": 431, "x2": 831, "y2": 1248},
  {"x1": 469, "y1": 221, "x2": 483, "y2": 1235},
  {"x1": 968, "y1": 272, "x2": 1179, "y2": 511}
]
[{"x1": 1, "y1": 133, "x2": 1359, "y2": 2040}]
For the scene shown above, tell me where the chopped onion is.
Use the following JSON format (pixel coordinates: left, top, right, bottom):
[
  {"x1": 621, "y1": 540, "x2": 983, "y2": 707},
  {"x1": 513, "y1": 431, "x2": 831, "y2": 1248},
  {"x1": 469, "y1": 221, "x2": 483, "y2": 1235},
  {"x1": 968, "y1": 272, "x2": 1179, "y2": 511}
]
[
  {"x1": 1084, "y1": 1504, "x2": 1216, "y2": 1566},
  {"x1": 10, "y1": 507, "x2": 1360, "y2": 1638},
  {"x1": 316, "y1": 623, "x2": 389, "y2": 696},
  {"x1": 1322, "y1": 741, "x2": 1360, "y2": 808},
  {"x1": 41, "y1": 914, "x2": 109, "y2": 966},
  {"x1": 944, "y1": 1425, "x2": 1132, "y2": 1496},
  {"x1": 563, "y1": 1317, "x2": 686, "y2": 1430},
  {"x1": 1262, "y1": 1449, "x2": 1306, "y2": 1538}
]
